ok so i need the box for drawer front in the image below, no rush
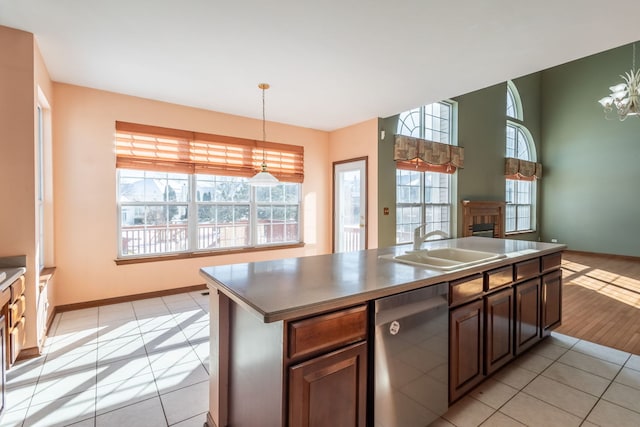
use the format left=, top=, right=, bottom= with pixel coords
left=485, top=265, right=513, bottom=291
left=10, top=275, right=25, bottom=304
left=541, top=252, right=562, bottom=272
left=9, top=317, right=25, bottom=364
left=0, top=287, right=10, bottom=309
left=449, top=274, right=483, bottom=306
left=9, top=295, right=26, bottom=328
left=288, top=305, right=367, bottom=361
left=515, top=258, right=540, bottom=282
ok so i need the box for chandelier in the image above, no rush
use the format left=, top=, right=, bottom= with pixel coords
left=249, top=83, right=279, bottom=186
left=598, top=43, right=640, bottom=121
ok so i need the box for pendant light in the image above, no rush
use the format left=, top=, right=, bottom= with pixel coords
left=249, top=83, right=279, bottom=186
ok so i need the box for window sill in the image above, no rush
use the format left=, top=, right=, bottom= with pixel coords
left=505, top=230, right=536, bottom=236
left=114, top=242, right=306, bottom=265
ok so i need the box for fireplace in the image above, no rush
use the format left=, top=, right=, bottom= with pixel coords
left=461, top=200, right=506, bottom=238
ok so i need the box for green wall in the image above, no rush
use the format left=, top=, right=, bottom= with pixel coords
left=378, top=42, right=639, bottom=256
left=377, top=75, right=542, bottom=248
left=541, top=43, right=640, bottom=256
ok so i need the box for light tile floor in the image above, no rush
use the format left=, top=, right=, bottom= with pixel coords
left=3, top=290, right=640, bottom=427
left=435, top=333, right=640, bottom=427
left=2, top=290, right=210, bottom=427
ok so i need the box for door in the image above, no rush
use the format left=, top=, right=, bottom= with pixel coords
left=333, top=158, right=367, bottom=253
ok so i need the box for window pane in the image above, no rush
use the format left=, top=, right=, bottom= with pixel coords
left=196, top=175, right=249, bottom=202
left=120, top=204, right=188, bottom=255
left=516, top=205, right=531, bottom=231
left=119, top=170, right=190, bottom=203
left=397, top=108, right=422, bottom=137
left=505, top=205, right=516, bottom=233
left=506, top=125, right=516, bottom=157
left=257, top=204, right=299, bottom=245
left=424, top=205, right=450, bottom=237
left=505, top=180, right=516, bottom=204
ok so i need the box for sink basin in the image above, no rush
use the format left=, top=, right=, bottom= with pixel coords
left=382, top=247, right=505, bottom=271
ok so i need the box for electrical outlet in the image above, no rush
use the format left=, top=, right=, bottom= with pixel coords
left=551, top=238, right=558, bottom=243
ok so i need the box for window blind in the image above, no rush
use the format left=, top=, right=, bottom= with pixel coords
left=115, top=121, right=304, bottom=182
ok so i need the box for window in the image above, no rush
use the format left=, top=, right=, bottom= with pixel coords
left=505, top=82, right=536, bottom=233
left=395, top=101, right=456, bottom=243
left=116, top=122, right=303, bottom=258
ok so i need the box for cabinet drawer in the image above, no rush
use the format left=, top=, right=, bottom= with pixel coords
left=0, top=287, right=10, bottom=309
left=9, top=317, right=25, bottom=365
left=541, top=252, right=562, bottom=273
left=10, top=276, right=25, bottom=304
left=288, top=305, right=367, bottom=361
left=9, top=295, right=26, bottom=329
left=449, top=274, right=483, bottom=306
left=485, top=265, right=513, bottom=291
left=514, top=259, right=540, bottom=281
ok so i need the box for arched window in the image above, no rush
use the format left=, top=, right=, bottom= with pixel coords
left=395, top=101, right=457, bottom=243
left=506, top=81, right=522, bottom=120
left=505, top=82, right=536, bottom=233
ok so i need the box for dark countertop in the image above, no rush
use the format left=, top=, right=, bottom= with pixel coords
left=200, top=237, right=566, bottom=323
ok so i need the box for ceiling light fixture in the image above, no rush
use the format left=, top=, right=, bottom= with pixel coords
left=249, top=83, right=279, bottom=186
left=598, top=43, right=640, bottom=121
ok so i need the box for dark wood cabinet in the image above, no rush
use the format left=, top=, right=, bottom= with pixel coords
left=542, top=270, right=562, bottom=337
left=485, top=287, right=514, bottom=375
left=289, top=342, right=367, bottom=427
left=514, top=278, right=541, bottom=354
left=449, top=299, right=485, bottom=403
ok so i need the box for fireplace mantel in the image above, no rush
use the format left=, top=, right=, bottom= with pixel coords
left=461, top=200, right=506, bottom=238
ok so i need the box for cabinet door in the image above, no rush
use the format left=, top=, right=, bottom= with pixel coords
left=542, top=270, right=562, bottom=336
left=515, top=279, right=541, bottom=354
left=449, top=299, right=484, bottom=403
left=289, top=342, right=367, bottom=427
left=485, top=287, right=514, bottom=375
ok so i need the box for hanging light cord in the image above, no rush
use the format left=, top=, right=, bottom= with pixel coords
left=259, top=83, right=269, bottom=168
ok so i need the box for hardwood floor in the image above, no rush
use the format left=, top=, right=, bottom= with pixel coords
left=557, top=250, right=640, bottom=355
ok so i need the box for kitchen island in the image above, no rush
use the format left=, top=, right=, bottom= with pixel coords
left=200, top=237, right=566, bottom=427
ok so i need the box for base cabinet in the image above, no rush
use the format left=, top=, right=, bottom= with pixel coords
left=485, top=287, right=514, bottom=375
left=449, top=299, right=485, bottom=403
left=289, top=342, right=367, bottom=427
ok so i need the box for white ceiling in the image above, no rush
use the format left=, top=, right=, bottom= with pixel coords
left=1, top=1, right=639, bottom=131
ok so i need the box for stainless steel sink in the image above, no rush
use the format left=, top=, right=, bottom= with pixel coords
left=381, top=247, right=505, bottom=271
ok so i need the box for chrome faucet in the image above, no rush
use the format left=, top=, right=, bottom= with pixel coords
left=413, top=225, right=449, bottom=250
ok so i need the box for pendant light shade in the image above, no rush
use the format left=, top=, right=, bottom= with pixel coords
left=249, top=83, right=279, bottom=186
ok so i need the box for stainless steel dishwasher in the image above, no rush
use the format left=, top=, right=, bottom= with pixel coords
left=374, top=282, right=449, bottom=426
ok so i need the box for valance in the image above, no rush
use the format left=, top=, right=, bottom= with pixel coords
left=505, top=157, right=542, bottom=181
left=394, top=135, right=464, bottom=174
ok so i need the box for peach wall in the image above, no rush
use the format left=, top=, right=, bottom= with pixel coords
left=53, top=83, right=330, bottom=305
left=0, top=26, right=54, bottom=349
left=328, top=119, right=379, bottom=249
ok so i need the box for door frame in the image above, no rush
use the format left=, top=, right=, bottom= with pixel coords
left=332, top=156, right=368, bottom=253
